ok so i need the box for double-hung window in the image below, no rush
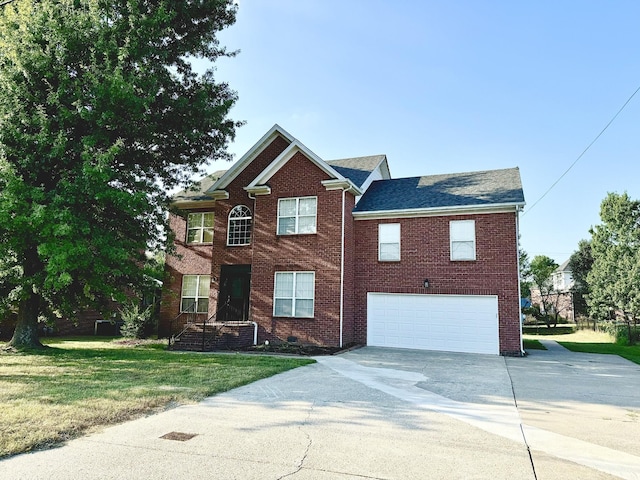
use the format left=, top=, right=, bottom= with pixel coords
left=273, top=272, right=315, bottom=318
left=450, top=220, right=476, bottom=261
left=227, top=205, right=252, bottom=246
left=180, top=275, right=210, bottom=313
left=187, top=212, right=214, bottom=244
left=277, top=197, right=317, bottom=235
left=378, top=223, right=401, bottom=261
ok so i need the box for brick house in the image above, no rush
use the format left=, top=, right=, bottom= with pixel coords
left=159, top=124, right=526, bottom=355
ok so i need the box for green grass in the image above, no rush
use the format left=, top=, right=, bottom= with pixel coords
left=558, top=342, right=640, bottom=365
left=524, top=330, right=640, bottom=366
left=0, top=337, right=314, bottom=458
left=523, top=338, right=546, bottom=350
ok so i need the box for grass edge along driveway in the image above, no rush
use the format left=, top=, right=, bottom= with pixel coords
left=0, top=337, right=314, bottom=459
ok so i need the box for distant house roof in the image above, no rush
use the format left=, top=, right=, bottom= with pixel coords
left=172, top=170, right=227, bottom=203
left=556, top=259, right=572, bottom=272
left=354, top=167, right=525, bottom=214
left=327, top=155, right=387, bottom=189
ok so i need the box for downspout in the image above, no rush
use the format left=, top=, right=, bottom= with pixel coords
left=339, top=188, right=346, bottom=348
left=516, top=206, right=524, bottom=356
left=248, top=192, right=257, bottom=344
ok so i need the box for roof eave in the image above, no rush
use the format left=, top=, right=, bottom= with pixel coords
left=353, top=202, right=526, bottom=220
left=321, top=179, right=363, bottom=196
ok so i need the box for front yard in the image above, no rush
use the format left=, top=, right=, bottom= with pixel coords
left=0, top=337, right=314, bottom=458
left=524, top=329, right=640, bottom=365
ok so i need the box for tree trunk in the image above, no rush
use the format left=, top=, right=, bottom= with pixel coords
left=8, top=291, right=44, bottom=349
left=8, top=244, right=44, bottom=349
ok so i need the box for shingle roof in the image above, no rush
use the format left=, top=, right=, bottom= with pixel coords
left=327, top=155, right=385, bottom=188
left=354, top=167, right=525, bottom=213
left=172, top=170, right=228, bottom=202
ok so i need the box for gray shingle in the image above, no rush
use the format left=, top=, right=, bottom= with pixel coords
left=354, top=167, right=525, bottom=212
left=327, top=155, right=385, bottom=188
left=172, top=170, right=227, bottom=202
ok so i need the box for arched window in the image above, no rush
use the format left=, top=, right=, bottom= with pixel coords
left=227, top=205, right=252, bottom=246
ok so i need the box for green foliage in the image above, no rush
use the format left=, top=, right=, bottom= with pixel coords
left=0, top=1, right=241, bottom=347
left=528, top=255, right=568, bottom=328
left=586, top=192, right=640, bottom=344
left=119, top=302, right=154, bottom=339
left=519, top=247, right=532, bottom=298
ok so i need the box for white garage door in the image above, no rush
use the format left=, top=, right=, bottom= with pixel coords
left=367, top=293, right=499, bottom=355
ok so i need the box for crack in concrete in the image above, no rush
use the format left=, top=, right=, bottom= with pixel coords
left=276, top=402, right=314, bottom=480
left=504, top=356, right=538, bottom=480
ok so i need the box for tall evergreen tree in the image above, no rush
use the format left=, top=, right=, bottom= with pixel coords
left=0, top=0, right=241, bottom=348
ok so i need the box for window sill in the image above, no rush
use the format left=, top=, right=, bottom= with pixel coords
left=272, top=316, right=315, bottom=320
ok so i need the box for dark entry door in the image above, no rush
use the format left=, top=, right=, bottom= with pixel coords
left=218, top=265, right=251, bottom=322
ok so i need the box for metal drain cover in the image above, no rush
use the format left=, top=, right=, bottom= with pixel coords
left=160, top=432, right=198, bottom=441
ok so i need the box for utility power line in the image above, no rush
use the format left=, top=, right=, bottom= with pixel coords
left=523, top=84, right=640, bottom=216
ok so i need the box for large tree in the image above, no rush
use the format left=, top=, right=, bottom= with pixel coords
left=587, top=192, right=640, bottom=343
left=0, top=0, right=241, bottom=348
left=567, top=239, right=593, bottom=318
left=528, top=255, right=568, bottom=328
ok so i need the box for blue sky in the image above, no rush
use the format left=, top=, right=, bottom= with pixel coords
left=198, top=0, right=640, bottom=265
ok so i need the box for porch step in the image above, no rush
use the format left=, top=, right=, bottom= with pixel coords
left=171, top=323, right=254, bottom=352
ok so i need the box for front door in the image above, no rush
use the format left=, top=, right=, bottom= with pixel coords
left=218, top=265, right=251, bottom=322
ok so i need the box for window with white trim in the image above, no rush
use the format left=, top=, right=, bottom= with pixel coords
left=273, top=272, right=315, bottom=318
left=277, top=197, right=317, bottom=235
left=450, top=220, right=476, bottom=261
left=180, top=275, right=210, bottom=313
left=187, top=212, right=214, bottom=244
left=378, top=223, right=401, bottom=261
left=227, top=205, right=252, bottom=246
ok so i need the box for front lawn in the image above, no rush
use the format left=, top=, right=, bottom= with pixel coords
left=0, top=337, right=314, bottom=458
left=558, top=342, right=640, bottom=366
left=524, top=330, right=640, bottom=366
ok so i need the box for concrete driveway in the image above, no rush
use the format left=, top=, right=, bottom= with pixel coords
left=1, top=342, right=639, bottom=479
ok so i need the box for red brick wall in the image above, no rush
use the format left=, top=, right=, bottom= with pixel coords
left=249, top=151, right=345, bottom=346
left=159, top=210, right=214, bottom=336
left=342, top=193, right=356, bottom=345
left=353, top=212, right=522, bottom=355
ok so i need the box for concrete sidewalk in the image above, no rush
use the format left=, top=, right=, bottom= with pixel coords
left=1, top=345, right=639, bottom=479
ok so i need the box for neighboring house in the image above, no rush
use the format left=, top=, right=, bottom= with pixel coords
left=552, top=259, right=574, bottom=292
left=159, top=124, right=526, bottom=355
left=531, top=259, right=575, bottom=321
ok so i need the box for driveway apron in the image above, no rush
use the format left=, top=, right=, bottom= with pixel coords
left=1, top=344, right=639, bottom=480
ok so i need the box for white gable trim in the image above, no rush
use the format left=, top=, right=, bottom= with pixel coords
left=246, top=141, right=360, bottom=194
left=205, top=124, right=296, bottom=194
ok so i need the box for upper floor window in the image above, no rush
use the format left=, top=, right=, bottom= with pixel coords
left=378, top=223, right=401, bottom=261
left=273, top=271, right=315, bottom=318
left=277, top=197, right=317, bottom=235
left=227, top=205, right=252, bottom=246
left=187, top=212, right=214, bottom=244
left=450, top=220, right=476, bottom=261
left=181, top=275, right=210, bottom=313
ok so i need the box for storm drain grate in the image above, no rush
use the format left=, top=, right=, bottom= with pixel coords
left=160, top=432, right=198, bottom=442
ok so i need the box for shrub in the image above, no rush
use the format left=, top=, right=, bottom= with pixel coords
left=599, top=321, right=640, bottom=345
left=119, top=303, right=154, bottom=339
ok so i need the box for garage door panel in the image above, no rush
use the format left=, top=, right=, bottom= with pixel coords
left=367, top=293, right=499, bottom=355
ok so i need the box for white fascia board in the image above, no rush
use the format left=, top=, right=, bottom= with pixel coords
left=321, top=179, right=363, bottom=196
left=209, top=190, right=229, bottom=200
left=244, top=185, right=272, bottom=196
left=378, top=156, right=392, bottom=179
left=352, top=202, right=526, bottom=220
left=171, top=199, right=217, bottom=209
left=246, top=140, right=355, bottom=190
left=205, top=124, right=296, bottom=193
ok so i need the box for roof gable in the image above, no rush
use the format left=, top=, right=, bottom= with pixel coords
left=244, top=135, right=362, bottom=195
left=354, top=167, right=525, bottom=215
left=205, top=124, right=295, bottom=194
